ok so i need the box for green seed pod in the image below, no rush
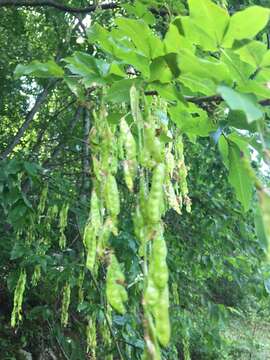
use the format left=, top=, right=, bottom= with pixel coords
left=84, top=222, right=97, bottom=271
left=38, top=184, right=48, bottom=214
left=143, top=312, right=161, bottom=360
left=59, top=231, right=66, bottom=250
left=120, top=118, right=137, bottom=191
left=90, top=189, right=101, bottom=231
left=154, top=286, right=170, bottom=347
left=61, top=283, right=71, bottom=327
left=147, top=164, right=166, bottom=224
left=166, top=182, right=181, bottom=214
left=144, top=278, right=159, bottom=307
left=86, top=316, right=97, bottom=358
left=59, top=203, right=69, bottom=231
left=31, top=265, right=41, bottom=287
left=104, top=174, right=120, bottom=218
left=106, top=254, right=127, bottom=314
left=11, top=269, right=27, bottom=327
left=144, top=123, right=164, bottom=164
left=77, top=269, right=85, bottom=305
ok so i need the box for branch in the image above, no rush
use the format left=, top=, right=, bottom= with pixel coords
left=0, top=0, right=119, bottom=14
left=0, top=79, right=57, bottom=160
left=145, top=91, right=270, bottom=107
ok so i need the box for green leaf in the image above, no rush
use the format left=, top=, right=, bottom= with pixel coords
left=114, top=18, right=163, bottom=59
left=123, top=1, right=155, bottom=25
left=149, top=57, right=174, bottom=83
left=235, top=41, right=267, bottom=68
left=14, top=60, right=64, bottom=78
left=218, top=135, right=229, bottom=169
left=178, top=50, right=232, bottom=86
left=169, top=101, right=216, bottom=137
left=105, top=79, right=142, bottom=103
left=217, top=85, right=263, bottom=123
left=220, top=49, right=254, bottom=86
left=180, top=74, right=216, bottom=96
left=223, top=6, right=270, bottom=48
left=187, top=0, right=229, bottom=48
left=181, top=16, right=217, bottom=52
left=227, top=110, right=257, bottom=132
left=164, top=23, right=194, bottom=54
left=228, top=143, right=253, bottom=212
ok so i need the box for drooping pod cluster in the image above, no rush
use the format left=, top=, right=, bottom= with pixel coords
left=78, top=86, right=191, bottom=356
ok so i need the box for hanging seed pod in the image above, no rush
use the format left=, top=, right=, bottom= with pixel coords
left=31, top=265, right=41, bottom=287
left=166, top=182, right=181, bottom=214
left=97, top=217, right=113, bottom=257
left=90, top=189, right=101, bottom=231
left=183, top=333, right=191, bottom=360
left=143, top=312, right=161, bottom=360
left=59, top=203, right=69, bottom=230
left=11, top=269, right=27, bottom=327
left=59, top=203, right=69, bottom=249
left=153, top=285, right=170, bottom=347
left=38, top=184, right=48, bottom=214
left=86, top=316, right=97, bottom=359
left=147, top=164, right=166, bottom=224
left=165, top=148, right=175, bottom=180
left=61, top=283, right=71, bottom=327
left=77, top=269, right=85, bottom=305
left=84, top=222, right=97, bottom=271
left=59, top=232, right=66, bottom=250
left=106, top=254, right=128, bottom=314
left=104, top=174, right=120, bottom=218
left=144, top=122, right=164, bottom=164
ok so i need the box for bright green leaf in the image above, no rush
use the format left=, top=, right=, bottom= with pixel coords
left=223, top=6, right=270, bottom=48
left=217, top=85, right=263, bottom=123
left=228, top=143, right=253, bottom=212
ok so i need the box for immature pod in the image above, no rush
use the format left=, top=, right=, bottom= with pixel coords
left=59, top=203, right=69, bottom=249
left=84, top=222, right=97, bottom=271
left=11, top=269, right=27, bottom=327
left=153, top=286, right=170, bottom=347
left=61, top=283, right=71, bottom=327
left=104, top=174, right=120, bottom=218
left=86, top=316, right=97, bottom=358
left=120, top=118, right=137, bottom=191
left=38, top=184, right=48, bottom=214
left=90, top=189, right=101, bottom=231
left=166, top=182, right=181, bottom=214
left=144, top=277, right=159, bottom=308
left=144, top=123, right=164, bottom=164
left=143, top=312, right=161, bottom=360
left=106, top=254, right=127, bottom=314
left=147, top=164, right=166, bottom=224
left=148, top=232, right=168, bottom=291
left=77, top=269, right=85, bottom=305
left=31, top=265, right=41, bottom=287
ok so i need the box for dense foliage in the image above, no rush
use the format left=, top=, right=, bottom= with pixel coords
left=1, top=0, right=270, bottom=359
